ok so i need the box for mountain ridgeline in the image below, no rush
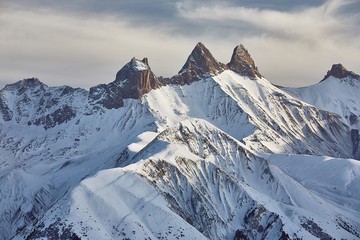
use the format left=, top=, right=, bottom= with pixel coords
left=0, top=42, right=360, bottom=240
left=1, top=43, right=261, bottom=118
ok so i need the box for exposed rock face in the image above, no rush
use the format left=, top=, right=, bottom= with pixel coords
left=31, top=105, right=76, bottom=130
left=89, top=83, right=124, bottom=109
left=321, top=64, right=360, bottom=82
left=89, top=57, right=159, bottom=109
left=115, top=57, right=159, bottom=99
left=170, top=42, right=262, bottom=85
left=3, top=77, right=46, bottom=95
left=0, top=78, right=85, bottom=128
left=0, top=95, right=13, bottom=121
left=172, top=42, right=227, bottom=85
left=351, top=129, right=360, bottom=159
left=227, top=44, right=262, bottom=79
left=0, top=78, right=46, bottom=122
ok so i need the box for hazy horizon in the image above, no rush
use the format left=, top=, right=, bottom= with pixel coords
left=1, top=0, right=359, bottom=89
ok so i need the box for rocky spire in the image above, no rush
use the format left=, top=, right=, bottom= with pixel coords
left=321, top=63, right=360, bottom=82
left=227, top=44, right=262, bottom=79
left=89, top=57, right=159, bottom=109
left=114, top=57, right=159, bottom=99
left=174, top=42, right=227, bottom=85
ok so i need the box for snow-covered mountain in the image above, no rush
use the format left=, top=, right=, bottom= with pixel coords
left=283, top=64, right=360, bottom=159
left=0, top=43, right=359, bottom=239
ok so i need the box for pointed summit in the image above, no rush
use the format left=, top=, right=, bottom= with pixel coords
left=321, top=63, right=360, bottom=82
left=227, top=44, right=262, bottom=79
left=115, top=57, right=151, bottom=82
left=89, top=57, right=159, bottom=109
left=175, top=42, right=226, bottom=85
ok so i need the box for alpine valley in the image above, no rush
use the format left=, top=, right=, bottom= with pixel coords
left=1, top=42, right=359, bottom=240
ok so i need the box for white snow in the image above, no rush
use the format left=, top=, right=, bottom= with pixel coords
left=1, top=68, right=359, bottom=239
left=131, top=58, right=148, bottom=71
left=284, top=76, right=360, bottom=127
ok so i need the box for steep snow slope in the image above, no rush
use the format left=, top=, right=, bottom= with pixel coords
left=1, top=43, right=359, bottom=239
left=21, top=120, right=360, bottom=239
left=283, top=64, right=360, bottom=159
left=265, top=153, right=360, bottom=210
left=213, top=71, right=353, bottom=158
left=144, top=77, right=255, bottom=140
left=0, top=96, right=158, bottom=239
left=284, top=75, right=360, bottom=128
left=144, top=71, right=355, bottom=159
left=3, top=73, right=359, bottom=240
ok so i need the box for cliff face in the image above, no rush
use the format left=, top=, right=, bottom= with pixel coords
left=170, top=42, right=263, bottom=85
left=89, top=57, right=160, bottom=109
left=171, top=42, right=227, bottom=85
left=227, top=44, right=262, bottom=79
left=114, top=57, right=159, bottom=99
left=88, top=42, right=264, bottom=109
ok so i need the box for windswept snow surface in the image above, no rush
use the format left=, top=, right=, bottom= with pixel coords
left=1, top=71, right=360, bottom=239
left=265, top=154, right=360, bottom=209
left=284, top=76, right=360, bottom=127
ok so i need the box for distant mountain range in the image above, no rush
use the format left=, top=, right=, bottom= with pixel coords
left=0, top=42, right=359, bottom=240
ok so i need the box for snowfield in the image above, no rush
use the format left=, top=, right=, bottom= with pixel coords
left=0, top=46, right=359, bottom=239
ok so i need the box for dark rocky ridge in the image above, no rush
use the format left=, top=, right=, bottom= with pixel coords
left=321, top=64, right=360, bottom=82
left=0, top=94, right=13, bottom=121
left=227, top=44, right=262, bottom=79
left=170, top=42, right=227, bottom=85
left=1, top=43, right=263, bottom=114
left=0, top=78, right=82, bottom=128
left=0, top=78, right=47, bottom=123
left=169, top=42, right=263, bottom=85
left=6, top=43, right=356, bottom=124
left=2, top=77, right=47, bottom=97
left=115, top=57, right=159, bottom=99
left=89, top=57, right=160, bottom=109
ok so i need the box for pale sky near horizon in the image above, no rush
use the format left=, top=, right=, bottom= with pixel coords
left=0, top=0, right=359, bottom=89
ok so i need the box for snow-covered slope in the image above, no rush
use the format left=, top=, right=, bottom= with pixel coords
left=0, top=43, right=359, bottom=239
left=283, top=64, right=360, bottom=128
left=19, top=120, right=360, bottom=239
left=283, top=64, right=360, bottom=159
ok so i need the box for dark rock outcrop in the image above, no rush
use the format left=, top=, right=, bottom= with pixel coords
left=89, top=83, right=124, bottom=109
left=0, top=95, right=13, bottom=121
left=0, top=78, right=47, bottom=122
left=31, top=105, right=76, bottom=129
left=89, top=57, right=159, bottom=109
left=227, top=45, right=262, bottom=79
left=3, top=77, right=46, bottom=95
left=351, top=129, right=360, bottom=159
left=171, top=42, right=227, bottom=85
left=321, top=64, right=360, bottom=82
left=115, top=57, right=159, bottom=99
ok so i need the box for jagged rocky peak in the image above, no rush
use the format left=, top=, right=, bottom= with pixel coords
left=3, top=77, right=46, bottom=94
left=321, top=63, right=360, bottom=82
left=89, top=57, right=159, bottom=109
left=174, top=42, right=227, bottom=85
left=115, top=57, right=149, bottom=81
left=15, top=77, right=43, bottom=86
left=227, top=44, right=262, bottom=79
left=114, top=57, right=159, bottom=99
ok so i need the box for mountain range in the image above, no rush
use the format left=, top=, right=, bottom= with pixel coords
left=0, top=42, right=359, bottom=239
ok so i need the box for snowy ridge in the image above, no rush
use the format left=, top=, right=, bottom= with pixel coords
left=21, top=119, right=359, bottom=239
left=0, top=43, right=359, bottom=239
left=284, top=75, right=360, bottom=127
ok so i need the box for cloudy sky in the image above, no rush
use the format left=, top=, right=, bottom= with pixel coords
left=0, top=0, right=359, bottom=89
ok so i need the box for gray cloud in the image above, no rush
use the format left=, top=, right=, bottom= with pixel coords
left=0, top=0, right=359, bottom=89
